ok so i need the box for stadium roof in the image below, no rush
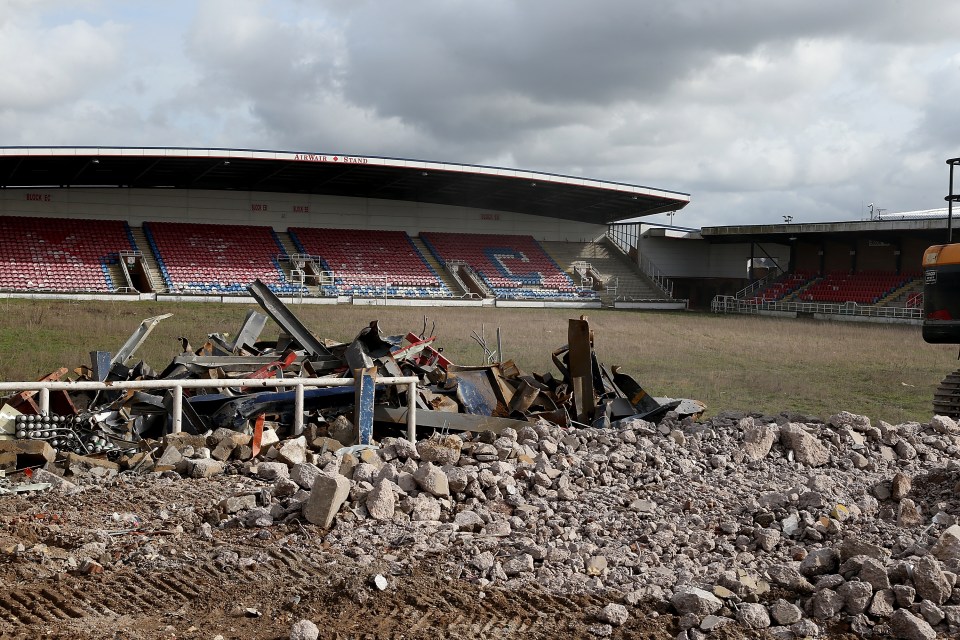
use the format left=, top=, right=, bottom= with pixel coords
left=0, top=147, right=689, bottom=225
left=701, top=218, right=954, bottom=244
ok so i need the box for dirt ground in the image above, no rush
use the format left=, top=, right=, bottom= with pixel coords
left=0, top=473, right=726, bottom=640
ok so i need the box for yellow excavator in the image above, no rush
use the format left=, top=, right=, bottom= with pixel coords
left=922, top=157, right=960, bottom=416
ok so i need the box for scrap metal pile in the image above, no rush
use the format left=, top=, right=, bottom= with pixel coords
left=0, top=279, right=704, bottom=473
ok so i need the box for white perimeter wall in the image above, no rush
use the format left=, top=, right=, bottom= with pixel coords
left=637, top=236, right=791, bottom=279
left=0, top=188, right=605, bottom=242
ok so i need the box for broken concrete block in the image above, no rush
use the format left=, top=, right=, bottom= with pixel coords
left=358, top=448, right=382, bottom=467
left=290, top=462, right=322, bottom=490
left=913, top=555, right=952, bottom=605
left=220, top=494, right=258, bottom=514
left=670, top=586, right=723, bottom=616
left=889, top=609, right=937, bottom=640
left=30, top=468, right=80, bottom=494
left=64, top=452, right=119, bottom=475
left=154, top=445, right=186, bottom=473
left=416, top=434, right=462, bottom=466
left=0, top=439, right=56, bottom=467
left=392, top=437, right=418, bottom=460
left=187, top=458, right=224, bottom=479
left=365, top=480, right=396, bottom=521
left=339, top=452, right=358, bottom=479
left=410, top=495, right=441, bottom=521
left=259, top=426, right=280, bottom=449
left=277, top=436, right=308, bottom=466
left=742, top=420, right=776, bottom=461
left=599, top=603, right=628, bottom=627
left=163, top=433, right=208, bottom=452
left=309, top=436, right=344, bottom=453
left=780, top=423, right=830, bottom=467
left=289, top=619, right=320, bottom=640
left=413, top=461, right=449, bottom=497
left=303, top=474, right=350, bottom=528
left=211, top=438, right=239, bottom=462
left=233, top=444, right=253, bottom=461
left=931, top=525, right=960, bottom=565
left=257, top=461, right=290, bottom=481
left=327, top=415, right=356, bottom=447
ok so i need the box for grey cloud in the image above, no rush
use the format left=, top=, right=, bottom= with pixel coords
left=3, top=0, right=960, bottom=227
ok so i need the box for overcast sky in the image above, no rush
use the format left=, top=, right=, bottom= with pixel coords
left=2, top=0, right=959, bottom=229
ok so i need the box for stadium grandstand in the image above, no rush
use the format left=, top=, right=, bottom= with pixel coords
left=0, top=147, right=691, bottom=310
left=0, top=147, right=946, bottom=322
left=697, top=213, right=950, bottom=323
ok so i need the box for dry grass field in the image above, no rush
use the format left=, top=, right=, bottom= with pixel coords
left=0, top=298, right=954, bottom=424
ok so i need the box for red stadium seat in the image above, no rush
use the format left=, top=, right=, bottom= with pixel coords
left=288, top=227, right=448, bottom=297
left=145, top=222, right=301, bottom=294
left=0, top=216, right=131, bottom=292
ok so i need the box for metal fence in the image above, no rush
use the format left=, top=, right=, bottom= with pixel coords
left=0, top=376, right=421, bottom=441
left=710, top=295, right=923, bottom=320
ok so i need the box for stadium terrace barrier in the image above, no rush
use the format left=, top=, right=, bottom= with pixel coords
left=710, top=295, right=923, bottom=321
left=0, top=377, right=420, bottom=441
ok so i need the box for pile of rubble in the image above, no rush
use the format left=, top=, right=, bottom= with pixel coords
left=1, top=279, right=698, bottom=472
left=4, top=284, right=960, bottom=638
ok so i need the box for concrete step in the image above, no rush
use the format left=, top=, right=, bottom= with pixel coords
left=411, top=236, right=464, bottom=296
left=275, top=231, right=322, bottom=295
left=540, top=240, right=666, bottom=304
left=129, top=227, right=167, bottom=292
left=105, top=262, right=132, bottom=292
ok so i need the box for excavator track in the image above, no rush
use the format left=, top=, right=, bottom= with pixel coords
left=933, top=369, right=960, bottom=418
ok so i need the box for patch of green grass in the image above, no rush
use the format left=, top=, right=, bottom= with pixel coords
left=0, top=299, right=954, bottom=424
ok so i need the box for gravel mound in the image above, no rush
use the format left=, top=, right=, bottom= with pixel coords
left=6, top=408, right=960, bottom=638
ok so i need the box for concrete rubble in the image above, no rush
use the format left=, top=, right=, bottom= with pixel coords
left=5, top=295, right=960, bottom=636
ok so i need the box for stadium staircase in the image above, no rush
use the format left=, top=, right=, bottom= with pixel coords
left=289, top=228, right=450, bottom=298
left=275, top=232, right=323, bottom=295
left=104, top=261, right=131, bottom=292
left=540, top=239, right=664, bottom=305
left=410, top=236, right=465, bottom=296
left=129, top=227, right=167, bottom=293
left=877, top=277, right=923, bottom=307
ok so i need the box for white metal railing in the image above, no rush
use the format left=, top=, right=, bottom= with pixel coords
left=446, top=260, right=492, bottom=297
left=443, top=260, right=470, bottom=294
left=0, top=376, right=421, bottom=442
left=638, top=253, right=674, bottom=297
left=118, top=249, right=164, bottom=293
left=735, top=267, right=785, bottom=300
left=711, top=295, right=923, bottom=319
left=607, top=228, right=632, bottom=255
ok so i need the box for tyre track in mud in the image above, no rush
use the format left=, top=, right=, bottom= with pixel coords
left=1, top=546, right=664, bottom=640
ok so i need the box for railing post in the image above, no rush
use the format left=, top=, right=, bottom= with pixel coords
left=407, top=381, right=417, bottom=442
left=39, top=388, right=50, bottom=415
left=294, top=383, right=305, bottom=435
left=172, top=385, right=183, bottom=434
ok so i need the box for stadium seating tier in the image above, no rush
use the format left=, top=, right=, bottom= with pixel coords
left=289, top=227, right=449, bottom=298
left=420, top=232, right=594, bottom=300
left=144, top=222, right=302, bottom=294
left=0, top=217, right=133, bottom=292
